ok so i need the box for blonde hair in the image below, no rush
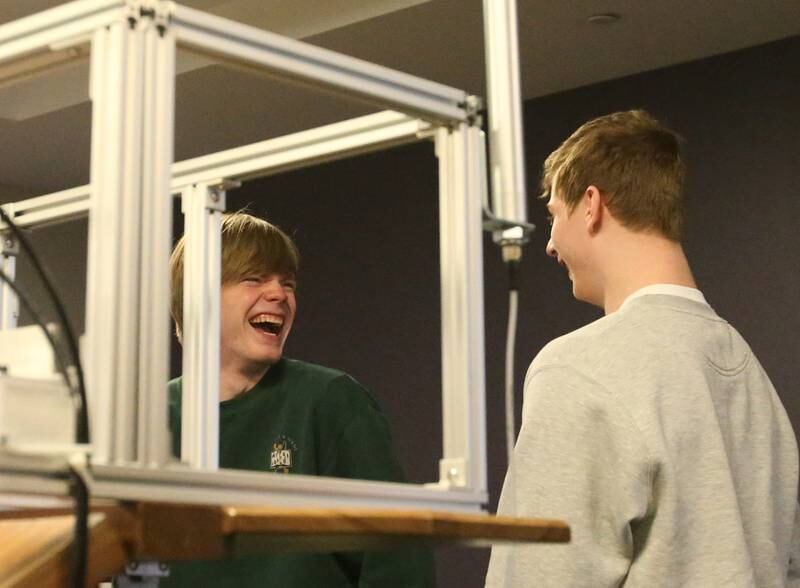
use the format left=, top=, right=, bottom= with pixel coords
left=542, top=110, right=686, bottom=240
left=170, top=212, right=299, bottom=335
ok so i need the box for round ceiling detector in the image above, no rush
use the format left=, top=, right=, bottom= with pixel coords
left=587, top=12, right=622, bottom=25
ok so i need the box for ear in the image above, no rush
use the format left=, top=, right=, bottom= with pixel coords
left=584, top=185, right=603, bottom=234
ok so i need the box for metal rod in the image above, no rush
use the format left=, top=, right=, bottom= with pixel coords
left=170, top=3, right=468, bottom=124
left=85, top=23, right=125, bottom=464
left=136, top=10, right=175, bottom=468
left=170, top=110, right=434, bottom=188
left=482, top=0, right=528, bottom=225
left=0, top=205, right=19, bottom=331
left=435, top=125, right=488, bottom=492
left=0, top=454, right=487, bottom=512
left=2, top=111, right=433, bottom=229
left=180, top=183, right=224, bottom=470
left=0, top=0, right=124, bottom=71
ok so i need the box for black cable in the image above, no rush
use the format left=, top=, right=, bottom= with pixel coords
left=0, top=210, right=91, bottom=588
left=0, top=268, right=73, bottom=393
left=0, top=268, right=91, bottom=587
left=506, top=257, right=520, bottom=292
left=68, top=465, right=89, bottom=588
left=0, top=270, right=91, bottom=587
left=0, top=208, right=88, bottom=444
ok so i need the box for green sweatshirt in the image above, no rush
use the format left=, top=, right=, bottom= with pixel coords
left=164, top=358, right=435, bottom=587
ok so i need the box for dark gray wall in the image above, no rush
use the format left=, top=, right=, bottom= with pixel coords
left=228, top=35, right=800, bottom=586
left=12, top=35, right=799, bottom=588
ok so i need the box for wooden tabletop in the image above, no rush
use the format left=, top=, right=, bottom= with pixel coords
left=0, top=506, right=129, bottom=588
left=0, top=502, right=569, bottom=587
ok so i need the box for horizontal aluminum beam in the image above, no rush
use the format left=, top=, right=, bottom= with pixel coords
left=4, top=111, right=434, bottom=229
left=0, top=453, right=486, bottom=512
left=0, top=0, right=123, bottom=75
left=170, top=109, right=434, bottom=188
left=171, top=3, right=469, bottom=124
left=1, top=185, right=90, bottom=228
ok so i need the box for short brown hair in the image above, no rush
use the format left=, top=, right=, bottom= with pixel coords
left=542, top=110, right=686, bottom=240
left=170, top=212, right=299, bottom=335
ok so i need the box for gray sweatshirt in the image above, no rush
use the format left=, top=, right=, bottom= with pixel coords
left=486, top=294, right=800, bottom=587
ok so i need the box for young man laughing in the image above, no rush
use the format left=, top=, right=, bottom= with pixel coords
left=165, top=212, right=434, bottom=587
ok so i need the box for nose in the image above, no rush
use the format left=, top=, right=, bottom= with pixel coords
left=546, top=238, right=558, bottom=258
left=261, top=277, right=287, bottom=302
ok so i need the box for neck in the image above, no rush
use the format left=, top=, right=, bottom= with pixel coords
left=219, top=359, right=271, bottom=402
left=601, top=232, right=696, bottom=314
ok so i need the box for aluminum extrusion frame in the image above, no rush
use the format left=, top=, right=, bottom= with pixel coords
left=0, top=0, right=495, bottom=513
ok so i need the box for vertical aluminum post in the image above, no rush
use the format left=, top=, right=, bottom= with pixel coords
left=112, top=7, right=145, bottom=466
left=137, top=4, right=176, bottom=468
left=86, top=1, right=175, bottom=467
left=0, top=208, right=19, bottom=331
left=85, top=18, right=139, bottom=464
left=180, top=182, right=226, bottom=470
left=482, top=0, right=528, bottom=225
left=435, top=124, right=488, bottom=492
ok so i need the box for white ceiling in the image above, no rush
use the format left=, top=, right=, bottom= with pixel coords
left=0, top=0, right=797, bottom=197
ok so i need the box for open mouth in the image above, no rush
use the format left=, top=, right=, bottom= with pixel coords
left=249, top=313, right=283, bottom=336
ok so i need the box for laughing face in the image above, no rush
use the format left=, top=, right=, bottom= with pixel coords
left=219, top=272, right=297, bottom=373
left=545, top=177, right=601, bottom=306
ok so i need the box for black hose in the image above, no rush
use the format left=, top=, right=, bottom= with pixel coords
left=0, top=209, right=89, bottom=444
left=68, top=465, right=89, bottom=588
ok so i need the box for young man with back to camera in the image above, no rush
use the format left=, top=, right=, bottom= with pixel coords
left=163, top=211, right=435, bottom=587
left=485, top=110, right=800, bottom=587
